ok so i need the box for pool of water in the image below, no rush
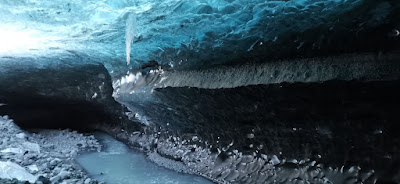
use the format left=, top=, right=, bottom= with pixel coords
left=76, top=132, right=213, bottom=184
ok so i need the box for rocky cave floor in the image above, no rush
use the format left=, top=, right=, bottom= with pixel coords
left=0, top=115, right=102, bottom=184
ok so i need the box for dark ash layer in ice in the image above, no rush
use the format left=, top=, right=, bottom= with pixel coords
left=103, top=55, right=400, bottom=183
left=113, top=52, right=400, bottom=92
left=112, top=79, right=400, bottom=184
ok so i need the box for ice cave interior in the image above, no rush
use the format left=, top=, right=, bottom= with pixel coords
left=0, top=0, right=400, bottom=183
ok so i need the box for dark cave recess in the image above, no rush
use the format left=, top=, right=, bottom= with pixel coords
left=0, top=63, right=141, bottom=131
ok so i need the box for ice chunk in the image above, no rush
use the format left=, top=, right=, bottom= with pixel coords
left=270, top=155, right=280, bottom=165
left=0, top=161, right=38, bottom=183
left=50, top=170, right=70, bottom=183
left=1, top=148, right=23, bottom=154
left=15, top=133, right=27, bottom=139
left=22, top=142, right=41, bottom=153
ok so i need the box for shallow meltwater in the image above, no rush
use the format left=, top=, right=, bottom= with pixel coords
left=76, top=132, right=212, bottom=184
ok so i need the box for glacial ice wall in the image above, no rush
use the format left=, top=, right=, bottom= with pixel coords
left=1, top=0, right=397, bottom=71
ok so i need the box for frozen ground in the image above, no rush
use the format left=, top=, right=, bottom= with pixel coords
left=0, top=115, right=101, bottom=184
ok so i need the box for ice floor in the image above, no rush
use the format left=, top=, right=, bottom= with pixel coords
left=76, top=132, right=213, bottom=184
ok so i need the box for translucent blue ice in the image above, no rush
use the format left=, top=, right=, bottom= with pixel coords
left=0, top=0, right=362, bottom=69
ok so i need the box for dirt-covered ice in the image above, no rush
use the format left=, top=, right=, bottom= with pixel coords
left=0, top=115, right=101, bottom=184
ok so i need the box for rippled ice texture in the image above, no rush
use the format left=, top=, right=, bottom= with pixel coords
left=0, top=0, right=362, bottom=68
left=76, top=132, right=212, bottom=184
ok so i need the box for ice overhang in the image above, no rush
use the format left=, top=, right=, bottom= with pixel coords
left=0, top=0, right=397, bottom=71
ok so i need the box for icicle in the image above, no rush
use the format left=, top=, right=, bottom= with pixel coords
left=126, top=12, right=137, bottom=65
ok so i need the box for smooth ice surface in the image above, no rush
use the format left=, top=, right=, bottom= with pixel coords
left=76, top=132, right=212, bottom=184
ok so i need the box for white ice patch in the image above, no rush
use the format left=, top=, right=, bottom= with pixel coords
left=27, top=165, right=39, bottom=173
left=270, top=155, right=280, bottom=165
left=134, top=113, right=150, bottom=126
left=1, top=142, right=40, bottom=154
left=15, top=133, right=26, bottom=139
left=1, top=148, right=23, bottom=154
left=0, top=161, right=38, bottom=183
left=91, top=92, right=98, bottom=99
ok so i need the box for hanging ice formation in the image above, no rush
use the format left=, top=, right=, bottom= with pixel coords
left=126, top=12, right=136, bottom=65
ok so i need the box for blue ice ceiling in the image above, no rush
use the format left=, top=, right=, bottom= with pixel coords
left=0, top=0, right=395, bottom=70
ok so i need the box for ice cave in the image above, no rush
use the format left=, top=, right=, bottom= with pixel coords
left=0, top=0, right=399, bottom=183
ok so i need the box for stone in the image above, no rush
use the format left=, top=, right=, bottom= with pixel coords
left=50, top=170, right=70, bottom=183
left=15, top=133, right=26, bottom=139
left=49, top=159, right=61, bottom=167
left=84, top=178, right=91, bottom=184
